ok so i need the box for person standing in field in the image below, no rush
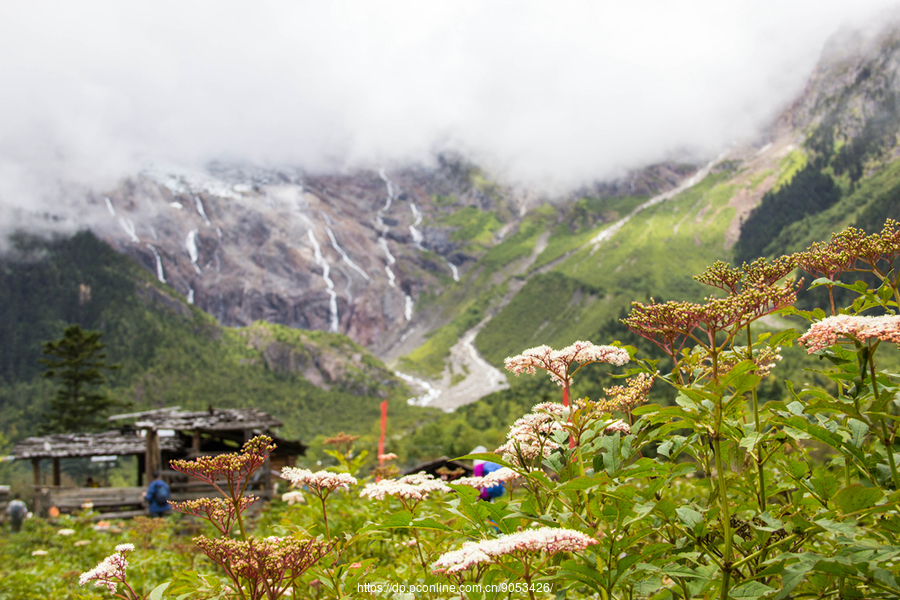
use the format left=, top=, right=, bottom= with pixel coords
left=144, top=471, right=171, bottom=518
left=6, top=494, right=27, bottom=533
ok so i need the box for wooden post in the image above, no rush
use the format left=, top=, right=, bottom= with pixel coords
left=263, top=457, right=272, bottom=499
left=52, top=457, right=61, bottom=487
left=32, top=459, right=43, bottom=516
left=145, top=429, right=160, bottom=483
left=137, top=454, right=145, bottom=486
left=192, top=431, right=201, bottom=455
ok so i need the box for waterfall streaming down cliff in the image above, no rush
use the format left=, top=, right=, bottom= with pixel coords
left=186, top=229, right=201, bottom=273
left=325, top=225, right=369, bottom=281
left=104, top=197, right=116, bottom=217
left=119, top=217, right=139, bottom=243
left=409, top=203, right=424, bottom=249
left=147, top=244, right=166, bottom=283
left=194, top=196, right=211, bottom=226
left=378, top=238, right=397, bottom=288
left=446, top=259, right=460, bottom=282
left=308, top=229, right=339, bottom=333
left=405, top=295, right=414, bottom=321
left=378, top=169, right=414, bottom=317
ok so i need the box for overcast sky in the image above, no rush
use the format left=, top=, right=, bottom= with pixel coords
left=1, top=0, right=899, bottom=203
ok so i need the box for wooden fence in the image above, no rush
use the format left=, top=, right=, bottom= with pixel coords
left=34, top=479, right=272, bottom=520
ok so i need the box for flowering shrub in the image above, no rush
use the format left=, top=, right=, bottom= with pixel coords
left=10, top=218, right=899, bottom=599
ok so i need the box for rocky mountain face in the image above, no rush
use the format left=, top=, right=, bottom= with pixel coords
left=786, top=24, right=900, bottom=176
left=87, top=156, right=685, bottom=361
left=91, top=159, right=494, bottom=354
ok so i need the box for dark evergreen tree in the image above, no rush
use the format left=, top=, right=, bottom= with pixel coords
left=39, top=325, right=123, bottom=433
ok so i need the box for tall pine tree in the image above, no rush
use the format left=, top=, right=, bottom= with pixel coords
left=40, top=325, right=123, bottom=433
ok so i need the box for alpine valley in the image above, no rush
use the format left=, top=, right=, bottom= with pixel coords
left=5, top=23, right=900, bottom=466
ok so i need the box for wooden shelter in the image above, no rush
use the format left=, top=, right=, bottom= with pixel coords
left=11, top=407, right=306, bottom=518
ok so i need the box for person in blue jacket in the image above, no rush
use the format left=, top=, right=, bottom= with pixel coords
left=144, top=470, right=171, bottom=517
left=471, top=446, right=505, bottom=501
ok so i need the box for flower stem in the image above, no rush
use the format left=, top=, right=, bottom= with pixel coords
left=230, top=480, right=247, bottom=542
left=320, top=494, right=330, bottom=539
left=746, top=325, right=767, bottom=512
left=713, top=433, right=733, bottom=600
left=868, top=345, right=900, bottom=489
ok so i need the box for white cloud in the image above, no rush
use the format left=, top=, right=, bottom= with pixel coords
left=0, top=0, right=898, bottom=204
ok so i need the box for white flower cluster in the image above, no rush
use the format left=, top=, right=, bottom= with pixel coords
left=799, top=315, right=900, bottom=353
left=495, top=403, right=566, bottom=467
left=603, top=419, right=631, bottom=435
left=281, top=490, right=306, bottom=505
left=504, top=341, right=630, bottom=386
left=432, top=527, right=598, bottom=574
left=360, top=472, right=450, bottom=501
left=79, top=545, right=133, bottom=593
left=280, top=467, right=358, bottom=493
left=454, top=467, right=520, bottom=489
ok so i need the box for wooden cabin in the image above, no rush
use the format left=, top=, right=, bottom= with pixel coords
left=11, top=407, right=306, bottom=519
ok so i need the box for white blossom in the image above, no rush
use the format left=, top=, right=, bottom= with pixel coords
left=433, top=527, right=598, bottom=574
left=80, top=551, right=129, bottom=593
left=360, top=472, right=449, bottom=501
left=280, top=468, right=357, bottom=493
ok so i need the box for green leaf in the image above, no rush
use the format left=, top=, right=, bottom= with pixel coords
left=808, top=276, right=836, bottom=290
left=847, top=419, right=869, bottom=448
left=781, top=416, right=844, bottom=449
left=558, top=560, right=604, bottom=593
left=616, top=554, right=644, bottom=577
left=409, top=516, right=452, bottom=531
left=676, top=507, right=703, bottom=529
left=812, top=558, right=858, bottom=577
left=601, top=432, right=622, bottom=476
left=557, top=476, right=600, bottom=491
left=633, top=576, right=663, bottom=597
left=810, top=469, right=839, bottom=504
left=624, top=502, right=655, bottom=526
left=624, top=457, right=668, bottom=479
left=729, top=581, right=775, bottom=599
left=633, top=402, right=666, bottom=416
left=379, top=511, right=413, bottom=528
left=832, top=484, right=884, bottom=515
left=873, top=568, right=900, bottom=591
left=655, top=499, right=677, bottom=520
left=814, top=518, right=859, bottom=537
left=739, top=433, right=764, bottom=454
left=662, top=564, right=704, bottom=579
left=149, top=582, right=171, bottom=600
left=772, top=561, right=814, bottom=600
left=722, top=360, right=758, bottom=385
left=786, top=459, right=808, bottom=479
left=769, top=328, right=799, bottom=347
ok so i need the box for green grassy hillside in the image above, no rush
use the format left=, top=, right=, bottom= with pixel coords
left=478, top=170, right=738, bottom=364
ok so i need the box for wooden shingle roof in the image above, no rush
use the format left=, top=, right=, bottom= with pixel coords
left=109, top=407, right=282, bottom=431
left=12, top=429, right=183, bottom=460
